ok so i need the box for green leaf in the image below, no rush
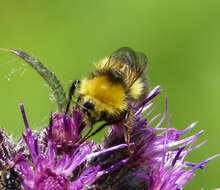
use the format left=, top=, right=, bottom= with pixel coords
left=0, top=48, right=67, bottom=112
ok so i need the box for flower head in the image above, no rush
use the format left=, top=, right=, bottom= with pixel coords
left=88, top=86, right=220, bottom=190
left=0, top=86, right=218, bottom=190
left=15, top=102, right=130, bottom=190
left=18, top=137, right=100, bottom=190
left=46, top=109, right=84, bottom=152
left=16, top=103, right=100, bottom=190
left=148, top=150, right=220, bottom=190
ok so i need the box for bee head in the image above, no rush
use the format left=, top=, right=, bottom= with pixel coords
left=83, top=100, right=95, bottom=112
left=81, top=99, right=101, bottom=125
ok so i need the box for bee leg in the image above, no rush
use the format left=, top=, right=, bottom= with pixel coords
left=81, top=123, right=108, bottom=142
left=123, top=110, right=135, bottom=154
left=123, top=125, right=130, bottom=144
left=79, top=125, right=94, bottom=143
left=124, top=124, right=134, bottom=154
left=65, top=80, right=80, bottom=114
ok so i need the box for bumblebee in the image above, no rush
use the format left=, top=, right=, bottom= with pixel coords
left=66, top=47, right=148, bottom=143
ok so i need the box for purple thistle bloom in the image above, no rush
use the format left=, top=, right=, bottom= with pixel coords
left=19, top=135, right=100, bottom=189
left=0, top=86, right=218, bottom=189
left=16, top=102, right=129, bottom=190
left=148, top=152, right=220, bottom=190
left=89, top=86, right=220, bottom=190
left=46, top=109, right=83, bottom=152
left=17, top=103, right=99, bottom=190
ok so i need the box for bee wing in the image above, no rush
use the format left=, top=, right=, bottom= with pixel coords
left=105, top=47, right=148, bottom=88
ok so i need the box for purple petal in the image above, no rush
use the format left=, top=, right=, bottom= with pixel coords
left=70, top=165, right=100, bottom=190
left=99, top=158, right=129, bottom=176
left=155, top=97, right=168, bottom=129
left=57, top=141, right=93, bottom=176
left=87, top=143, right=130, bottom=160
left=20, top=101, right=29, bottom=129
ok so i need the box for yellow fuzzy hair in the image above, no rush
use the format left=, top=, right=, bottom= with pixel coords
left=130, top=78, right=145, bottom=100
left=79, top=75, right=127, bottom=114
left=95, top=57, right=145, bottom=100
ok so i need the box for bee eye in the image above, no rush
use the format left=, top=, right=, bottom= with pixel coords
left=83, top=100, right=95, bottom=111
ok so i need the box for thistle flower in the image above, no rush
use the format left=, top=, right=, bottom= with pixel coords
left=148, top=149, right=220, bottom=190
left=18, top=135, right=100, bottom=189
left=89, top=86, right=220, bottom=190
left=0, top=87, right=218, bottom=190
left=15, top=102, right=129, bottom=190
left=45, top=109, right=84, bottom=153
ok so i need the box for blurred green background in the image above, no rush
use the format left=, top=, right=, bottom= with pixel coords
left=0, top=0, right=219, bottom=189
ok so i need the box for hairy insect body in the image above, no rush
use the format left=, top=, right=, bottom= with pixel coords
left=66, top=47, right=148, bottom=143
left=80, top=71, right=127, bottom=124
left=79, top=54, right=147, bottom=126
